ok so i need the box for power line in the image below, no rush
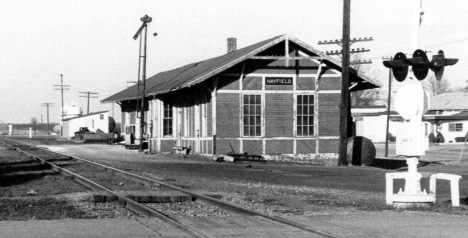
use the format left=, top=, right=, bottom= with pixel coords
left=318, top=37, right=374, bottom=46
left=53, top=74, right=70, bottom=122
left=79, top=91, right=99, bottom=114
left=425, top=37, right=468, bottom=48
left=318, top=36, right=374, bottom=65
left=41, top=103, right=54, bottom=135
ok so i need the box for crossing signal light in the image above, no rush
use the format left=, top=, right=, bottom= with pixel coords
left=430, top=50, right=458, bottom=80
left=383, top=52, right=408, bottom=82
left=383, top=49, right=458, bottom=81
left=406, top=49, right=430, bottom=80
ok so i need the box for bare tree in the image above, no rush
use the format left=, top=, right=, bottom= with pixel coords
left=423, top=75, right=451, bottom=96
left=452, top=80, right=468, bottom=92
left=30, top=117, right=38, bottom=131
left=350, top=88, right=381, bottom=106
left=350, top=60, right=382, bottom=107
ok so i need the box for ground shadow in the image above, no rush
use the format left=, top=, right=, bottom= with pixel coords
left=0, top=172, right=55, bottom=187
left=0, top=164, right=50, bottom=174
left=371, top=158, right=443, bottom=170
left=0, top=162, right=74, bottom=175
left=0, top=160, right=36, bottom=167
left=371, top=159, right=408, bottom=170
left=460, top=197, right=468, bottom=206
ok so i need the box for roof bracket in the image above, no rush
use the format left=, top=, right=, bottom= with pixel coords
left=199, top=84, right=213, bottom=93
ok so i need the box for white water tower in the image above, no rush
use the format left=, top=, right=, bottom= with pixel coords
left=63, top=102, right=82, bottom=119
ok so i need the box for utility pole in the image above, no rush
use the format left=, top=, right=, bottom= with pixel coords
left=41, top=103, right=54, bottom=135
left=133, top=15, right=153, bottom=152
left=41, top=114, right=43, bottom=132
left=79, top=91, right=99, bottom=114
left=319, top=36, right=373, bottom=108
left=338, top=0, right=351, bottom=166
left=383, top=56, right=393, bottom=157
left=54, top=74, right=70, bottom=122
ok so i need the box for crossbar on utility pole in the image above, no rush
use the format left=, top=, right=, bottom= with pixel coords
left=53, top=74, right=70, bottom=121
left=318, top=37, right=374, bottom=46
left=41, top=103, right=54, bottom=135
left=79, top=91, right=99, bottom=114
left=338, top=0, right=351, bottom=166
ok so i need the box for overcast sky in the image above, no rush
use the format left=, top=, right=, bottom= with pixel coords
left=1, top=0, right=467, bottom=124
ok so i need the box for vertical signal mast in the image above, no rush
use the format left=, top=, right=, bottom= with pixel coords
left=133, top=15, right=153, bottom=152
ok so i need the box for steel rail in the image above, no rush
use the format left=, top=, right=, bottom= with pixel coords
left=0, top=137, right=337, bottom=238
left=0, top=137, right=209, bottom=238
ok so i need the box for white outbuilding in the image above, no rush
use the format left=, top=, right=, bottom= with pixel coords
left=62, top=111, right=109, bottom=138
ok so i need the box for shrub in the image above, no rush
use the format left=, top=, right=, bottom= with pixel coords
left=347, top=136, right=376, bottom=166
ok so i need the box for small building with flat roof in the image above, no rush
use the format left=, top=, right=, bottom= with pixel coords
left=62, top=111, right=109, bottom=138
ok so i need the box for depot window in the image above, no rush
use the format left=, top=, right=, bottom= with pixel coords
left=297, top=95, right=314, bottom=136
left=449, top=123, right=463, bottom=132
left=243, top=94, right=262, bottom=137
left=163, top=103, right=173, bottom=136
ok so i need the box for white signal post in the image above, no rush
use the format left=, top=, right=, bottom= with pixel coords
left=385, top=0, right=461, bottom=207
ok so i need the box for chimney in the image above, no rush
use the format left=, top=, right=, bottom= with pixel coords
left=227, top=37, right=237, bottom=53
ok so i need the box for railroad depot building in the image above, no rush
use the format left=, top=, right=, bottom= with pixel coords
left=102, top=34, right=381, bottom=158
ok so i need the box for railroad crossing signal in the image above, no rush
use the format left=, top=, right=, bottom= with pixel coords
left=383, top=49, right=458, bottom=81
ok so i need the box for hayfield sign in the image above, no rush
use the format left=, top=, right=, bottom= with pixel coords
left=265, top=77, right=293, bottom=85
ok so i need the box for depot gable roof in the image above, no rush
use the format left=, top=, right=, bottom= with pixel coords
left=102, top=34, right=381, bottom=103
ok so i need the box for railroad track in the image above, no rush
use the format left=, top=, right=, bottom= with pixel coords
left=0, top=136, right=337, bottom=238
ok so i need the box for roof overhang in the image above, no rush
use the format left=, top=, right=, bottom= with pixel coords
left=102, top=34, right=382, bottom=104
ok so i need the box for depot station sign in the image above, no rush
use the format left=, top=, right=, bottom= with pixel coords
left=265, top=77, right=293, bottom=85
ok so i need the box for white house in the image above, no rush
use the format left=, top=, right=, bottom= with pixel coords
left=62, top=111, right=110, bottom=138
left=352, top=92, right=468, bottom=144
left=424, top=92, right=468, bottom=143
left=351, top=105, right=403, bottom=143
left=353, top=110, right=434, bottom=143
